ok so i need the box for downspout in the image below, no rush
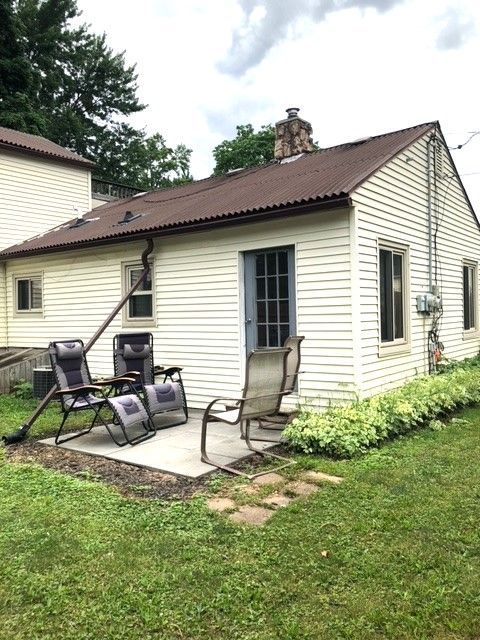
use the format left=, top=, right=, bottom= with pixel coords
left=2, top=238, right=154, bottom=444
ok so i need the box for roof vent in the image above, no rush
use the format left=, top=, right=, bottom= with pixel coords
left=226, top=167, right=245, bottom=176
left=69, top=217, right=89, bottom=229
left=118, top=210, right=141, bottom=225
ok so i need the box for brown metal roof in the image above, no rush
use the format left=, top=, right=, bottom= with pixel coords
left=0, top=121, right=435, bottom=259
left=0, top=126, right=95, bottom=169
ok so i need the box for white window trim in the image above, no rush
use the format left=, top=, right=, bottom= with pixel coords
left=377, top=240, right=411, bottom=358
left=13, top=273, right=43, bottom=316
left=462, top=259, right=479, bottom=339
left=121, top=260, right=156, bottom=328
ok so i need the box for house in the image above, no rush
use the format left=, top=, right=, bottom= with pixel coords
left=0, top=110, right=479, bottom=410
left=0, top=126, right=96, bottom=252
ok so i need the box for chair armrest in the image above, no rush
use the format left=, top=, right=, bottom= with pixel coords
left=56, top=384, right=102, bottom=396
left=95, top=376, right=136, bottom=386
left=154, top=365, right=183, bottom=376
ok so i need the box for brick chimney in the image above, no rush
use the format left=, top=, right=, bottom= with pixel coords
left=274, top=107, right=314, bottom=161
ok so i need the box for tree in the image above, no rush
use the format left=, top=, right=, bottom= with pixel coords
left=0, top=0, right=44, bottom=131
left=0, top=0, right=192, bottom=190
left=95, top=126, right=192, bottom=190
left=212, top=124, right=275, bottom=175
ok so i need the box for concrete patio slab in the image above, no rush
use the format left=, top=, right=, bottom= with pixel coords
left=39, top=412, right=279, bottom=478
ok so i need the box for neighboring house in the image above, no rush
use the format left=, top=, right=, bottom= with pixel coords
left=0, top=126, right=95, bottom=252
left=0, top=110, right=479, bottom=410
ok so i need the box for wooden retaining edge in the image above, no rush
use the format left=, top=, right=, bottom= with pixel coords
left=0, top=350, right=50, bottom=395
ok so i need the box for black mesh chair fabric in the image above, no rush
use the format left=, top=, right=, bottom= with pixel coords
left=49, top=339, right=156, bottom=447
left=113, top=333, right=188, bottom=428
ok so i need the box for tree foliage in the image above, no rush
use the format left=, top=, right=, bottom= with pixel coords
left=0, top=0, right=191, bottom=190
left=212, top=124, right=275, bottom=175
left=0, top=0, right=45, bottom=131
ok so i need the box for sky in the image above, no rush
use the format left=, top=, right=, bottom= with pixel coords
left=77, top=0, right=480, bottom=213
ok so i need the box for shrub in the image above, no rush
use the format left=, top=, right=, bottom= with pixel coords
left=11, top=380, right=34, bottom=400
left=284, top=359, right=480, bottom=458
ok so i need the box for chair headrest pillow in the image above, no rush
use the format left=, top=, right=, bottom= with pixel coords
left=123, top=344, right=151, bottom=360
left=55, top=342, right=84, bottom=360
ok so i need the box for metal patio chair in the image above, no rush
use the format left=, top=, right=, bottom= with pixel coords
left=49, top=339, right=156, bottom=447
left=113, top=332, right=188, bottom=428
left=255, top=335, right=305, bottom=438
left=200, top=347, right=296, bottom=479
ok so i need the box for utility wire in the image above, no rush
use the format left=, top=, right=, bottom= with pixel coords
left=449, top=131, right=480, bottom=150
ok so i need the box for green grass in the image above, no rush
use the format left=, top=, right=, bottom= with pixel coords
left=0, top=397, right=480, bottom=638
left=0, top=394, right=105, bottom=441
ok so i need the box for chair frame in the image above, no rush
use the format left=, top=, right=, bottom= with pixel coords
left=254, top=336, right=305, bottom=440
left=200, top=347, right=296, bottom=479
left=113, top=332, right=188, bottom=427
left=50, top=339, right=156, bottom=447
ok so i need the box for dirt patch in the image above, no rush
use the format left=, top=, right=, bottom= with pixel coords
left=5, top=439, right=293, bottom=501
left=6, top=441, right=210, bottom=500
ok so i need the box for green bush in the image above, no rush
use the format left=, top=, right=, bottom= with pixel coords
left=11, top=380, right=34, bottom=400
left=284, top=358, right=480, bottom=458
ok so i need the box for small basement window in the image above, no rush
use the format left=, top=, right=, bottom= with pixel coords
left=15, top=276, right=42, bottom=312
left=122, top=262, right=155, bottom=325
left=463, top=262, right=477, bottom=332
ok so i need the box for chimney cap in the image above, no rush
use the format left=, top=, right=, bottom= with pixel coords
left=286, top=107, right=300, bottom=119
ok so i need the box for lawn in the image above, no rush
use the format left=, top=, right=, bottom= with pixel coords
left=0, top=396, right=479, bottom=639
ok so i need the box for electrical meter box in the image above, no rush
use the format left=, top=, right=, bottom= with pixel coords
left=416, top=292, right=442, bottom=314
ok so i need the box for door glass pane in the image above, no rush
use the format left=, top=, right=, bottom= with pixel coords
left=280, top=324, right=290, bottom=345
left=256, top=277, right=266, bottom=300
left=268, top=301, right=278, bottom=323
left=266, top=252, right=277, bottom=275
left=268, top=324, right=279, bottom=347
left=267, top=277, right=277, bottom=299
left=255, top=253, right=265, bottom=276
left=278, top=251, right=288, bottom=274
left=279, top=300, right=289, bottom=323
left=257, top=301, right=266, bottom=323
left=257, top=324, right=267, bottom=347
left=279, top=276, right=288, bottom=299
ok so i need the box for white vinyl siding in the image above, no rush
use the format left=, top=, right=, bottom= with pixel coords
left=3, top=209, right=354, bottom=409
left=0, top=149, right=91, bottom=251
left=353, top=133, right=480, bottom=397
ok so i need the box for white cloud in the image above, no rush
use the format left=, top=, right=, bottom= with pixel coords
left=75, top=0, right=480, bottom=215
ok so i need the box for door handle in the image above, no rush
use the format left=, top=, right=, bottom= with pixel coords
left=245, top=318, right=252, bottom=324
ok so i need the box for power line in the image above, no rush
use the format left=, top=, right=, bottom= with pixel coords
left=449, top=131, right=480, bottom=150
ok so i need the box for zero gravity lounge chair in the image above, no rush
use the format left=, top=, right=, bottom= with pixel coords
left=200, top=347, right=296, bottom=479
left=113, top=333, right=188, bottom=428
left=49, top=339, right=156, bottom=446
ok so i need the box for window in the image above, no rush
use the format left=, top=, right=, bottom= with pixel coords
left=123, top=263, right=154, bottom=324
left=463, top=262, right=477, bottom=331
left=15, top=276, right=42, bottom=312
left=378, top=243, right=409, bottom=350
